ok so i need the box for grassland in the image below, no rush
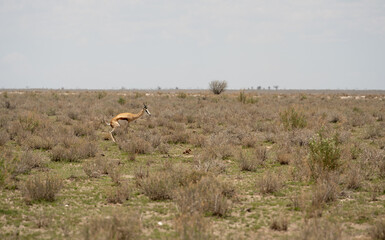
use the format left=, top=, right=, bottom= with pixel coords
left=0, top=89, right=384, bottom=239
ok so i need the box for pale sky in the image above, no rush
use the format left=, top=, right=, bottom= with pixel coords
left=0, top=0, right=384, bottom=90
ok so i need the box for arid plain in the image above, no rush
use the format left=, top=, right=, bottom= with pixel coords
left=0, top=89, right=384, bottom=239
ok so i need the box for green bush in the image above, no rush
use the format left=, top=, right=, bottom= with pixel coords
left=177, top=92, right=187, bottom=99
left=117, top=97, right=126, bottom=105
left=237, top=91, right=258, bottom=104
left=238, top=91, right=247, bottom=103
left=308, top=133, right=341, bottom=179
left=280, top=107, right=307, bottom=130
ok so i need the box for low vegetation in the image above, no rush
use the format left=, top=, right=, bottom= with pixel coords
left=0, top=89, right=384, bottom=239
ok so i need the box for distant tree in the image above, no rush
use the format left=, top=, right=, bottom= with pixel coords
left=274, top=85, right=279, bottom=90
left=209, top=80, right=227, bottom=95
left=257, top=86, right=262, bottom=90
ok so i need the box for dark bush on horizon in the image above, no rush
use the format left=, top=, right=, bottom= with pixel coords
left=209, top=80, right=227, bottom=95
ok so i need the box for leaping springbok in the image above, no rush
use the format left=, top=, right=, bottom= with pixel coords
left=106, top=103, right=151, bottom=142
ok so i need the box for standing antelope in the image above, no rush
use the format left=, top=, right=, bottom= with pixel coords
left=106, top=104, right=151, bottom=142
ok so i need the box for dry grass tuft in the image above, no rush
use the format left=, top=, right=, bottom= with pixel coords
left=311, top=176, right=340, bottom=210
left=369, top=219, right=385, bottom=240
left=238, top=151, right=258, bottom=172
left=270, top=214, right=289, bottom=231
left=139, top=170, right=177, bottom=200
left=14, top=150, right=44, bottom=176
left=83, top=157, right=119, bottom=178
left=51, top=139, right=97, bottom=162
left=118, top=137, right=153, bottom=154
left=83, top=212, right=142, bottom=240
left=174, top=176, right=232, bottom=217
left=107, top=166, right=122, bottom=185
left=257, top=171, right=282, bottom=195
left=0, top=130, right=9, bottom=146
left=175, top=212, right=213, bottom=240
left=298, top=219, right=342, bottom=240
left=106, top=182, right=132, bottom=204
left=343, top=164, right=363, bottom=190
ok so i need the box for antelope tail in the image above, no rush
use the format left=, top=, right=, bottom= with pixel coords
left=105, top=120, right=111, bottom=126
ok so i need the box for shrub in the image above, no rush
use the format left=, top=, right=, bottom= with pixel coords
left=51, top=145, right=78, bottom=162
left=276, top=151, right=291, bottom=165
left=21, top=173, right=62, bottom=203
left=289, top=192, right=307, bottom=211
left=117, top=97, right=126, bottom=105
left=26, top=135, right=54, bottom=150
left=257, top=171, right=282, bottom=195
left=0, top=155, right=12, bottom=188
left=364, top=124, right=383, bottom=139
left=97, top=91, right=107, bottom=99
left=177, top=92, right=187, bottom=99
left=107, top=166, right=122, bottom=185
left=201, top=136, right=235, bottom=160
left=298, top=219, right=341, bottom=240
left=140, top=171, right=177, bottom=200
left=14, top=150, right=44, bottom=176
left=156, top=143, right=170, bottom=154
left=50, top=141, right=97, bottom=162
left=238, top=151, right=258, bottom=172
left=175, top=212, right=213, bottom=240
left=83, top=157, right=116, bottom=178
left=189, top=134, right=206, bottom=147
left=166, top=130, right=190, bottom=144
left=73, top=124, right=94, bottom=137
left=171, top=165, right=207, bottom=188
left=209, top=80, right=227, bottom=95
left=83, top=160, right=102, bottom=178
left=80, top=142, right=98, bottom=158
left=270, top=214, right=289, bottom=231
left=350, top=142, right=362, bottom=160
left=0, top=130, right=9, bottom=146
left=83, top=212, right=142, bottom=240
left=308, top=133, right=340, bottom=179
left=67, top=111, right=80, bottom=120
left=106, top=183, right=131, bottom=204
left=255, top=146, right=268, bottom=163
left=369, top=219, right=385, bottom=240
left=238, top=90, right=247, bottom=104
left=174, top=176, right=232, bottom=217
left=344, top=165, right=363, bottom=190
left=359, top=148, right=385, bottom=180
left=119, top=138, right=153, bottom=155
left=241, top=135, right=257, bottom=148
left=280, top=107, right=307, bottom=130
left=193, top=153, right=227, bottom=174
left=311, top=177, right=339, bottom=210
left=379, top=156, right=385, bottom=179
left=18, top=112, right=41, bottom=133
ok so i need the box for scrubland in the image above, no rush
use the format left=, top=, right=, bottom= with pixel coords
left=0, top=89, right=384, bottom=240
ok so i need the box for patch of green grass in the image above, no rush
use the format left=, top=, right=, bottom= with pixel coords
left=0, top=208, right=18, bottom=216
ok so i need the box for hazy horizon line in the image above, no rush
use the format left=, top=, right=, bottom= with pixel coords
left=1, top=87, right=385, bottom=92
